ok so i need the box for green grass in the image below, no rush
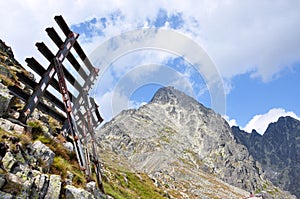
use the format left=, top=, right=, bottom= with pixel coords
left=102, top=167, right=166, bottom=199
left=27, top=120, right=87, bottom=188
left=51, top=156, right=86, bottom=187
left=0, top=127, right=31, bottom=153
left=33, top=133, right=86, bottom=188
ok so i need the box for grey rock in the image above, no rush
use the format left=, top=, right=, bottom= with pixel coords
left=0, top=174, right=5, bottom=189
left=65, top=171, right=74, bottom=185
left=30, top=174, right=49, bottom=199
left=0, top=118, right=24, bottom=134
left=12, top=124, right=24, bottom=135
left=44, top=175, right=61, bottom=199
left=85, top=181, right=107, bottom=199
left=14, top=150, right=26, bottom=165
left=14, top=164, right=38, bottom=181
left=65, top=185, right=95, bottom=199
left=86, top=181, right=96, bottom=193
left=2, top=173, right=31, bottom=197
left=63, top=142, right=74, bottom=152
left=0, top=191, right=13, bottom=199
left=0, top=118, right=13, bottom=132
left=31, top=141, right=54, bottom=172
left=2, top=152, right=17, bottom=171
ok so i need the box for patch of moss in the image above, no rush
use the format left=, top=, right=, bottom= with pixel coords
left=48, top=116, right=61, bottom=134
left=160, top=135, right=170, bottom=143
left=102, top=167, right=166, bottom=199
left=28, top=120, right=44, bottom=140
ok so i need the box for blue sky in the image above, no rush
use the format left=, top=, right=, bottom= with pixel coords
left=1, top=0, right=299, bottom=134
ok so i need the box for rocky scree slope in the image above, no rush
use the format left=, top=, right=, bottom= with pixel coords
left=232, top=116, right=300, bottom=198
left=0, top=39, right=110, bottom=199
left=96, top=86, right=294, bottom=198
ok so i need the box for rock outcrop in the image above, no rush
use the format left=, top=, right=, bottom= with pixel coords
left=0, top=124, right=61, bottom=199
left=232, top=116, right=300, bottom=198
left=0, top=116, right=108, bottom=199
left=31, top=141, right=55, bottom=172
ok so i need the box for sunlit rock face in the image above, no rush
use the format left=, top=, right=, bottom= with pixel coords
left=96, top=86, right=269, bottom=197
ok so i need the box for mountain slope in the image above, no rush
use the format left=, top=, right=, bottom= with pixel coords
left=96, top=86, right=293, bottom=198
left=0, top=38, right=176, bottom=199
left=232, top=116, right=300, bottom=198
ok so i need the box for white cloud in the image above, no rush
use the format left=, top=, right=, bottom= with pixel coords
left=243, top=108, right=300, bottom=134
left=1, top=0, right=299, bottom=82
left=129, top=100, right=147, bottom=110
left=2, top=0, right=300, bottom=122
left=222, top=115, right=238, bottom=127
left=95, top=88, right=130, bottom=122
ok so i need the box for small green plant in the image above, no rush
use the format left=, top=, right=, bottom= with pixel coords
left=0, top=127, right=31, bottom=153
left=35, top=135, right=52, bottom=144
left=28, top=120, right=44, bottom=140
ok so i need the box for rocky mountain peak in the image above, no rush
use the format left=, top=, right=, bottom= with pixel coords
left=96, top=86, right=294, bottom=198
left=151, top=86, right=197, bottom=106
left=150, top=86, right=214, bottom=118
left=151, top=86, right=185, bottom=104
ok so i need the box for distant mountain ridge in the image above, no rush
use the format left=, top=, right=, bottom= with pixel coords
left=232, top=116, right=300, bottom=198
left=96, top=86, right=294, bottom=198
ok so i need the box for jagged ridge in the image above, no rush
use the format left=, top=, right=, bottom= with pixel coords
left=232, top=116, right=300, bottom=198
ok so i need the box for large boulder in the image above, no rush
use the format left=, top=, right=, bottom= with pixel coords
left=44, top=175, right=61, bottom=199
left=65, top=185, right=95, bottom=199
left=0, top=83, right=12, bottom=117
left=30, top=174, right=49, bottom=199
left=31, top=141, right=54, bottom=172
left=0, top=118, right=24, bottom=134
left=1, top=173, right=31, bottom=198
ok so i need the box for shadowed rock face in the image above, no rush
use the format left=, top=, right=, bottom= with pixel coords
left=96, top=86, right=270, bottom=197
left=232, top=116, right=300, bottom=198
